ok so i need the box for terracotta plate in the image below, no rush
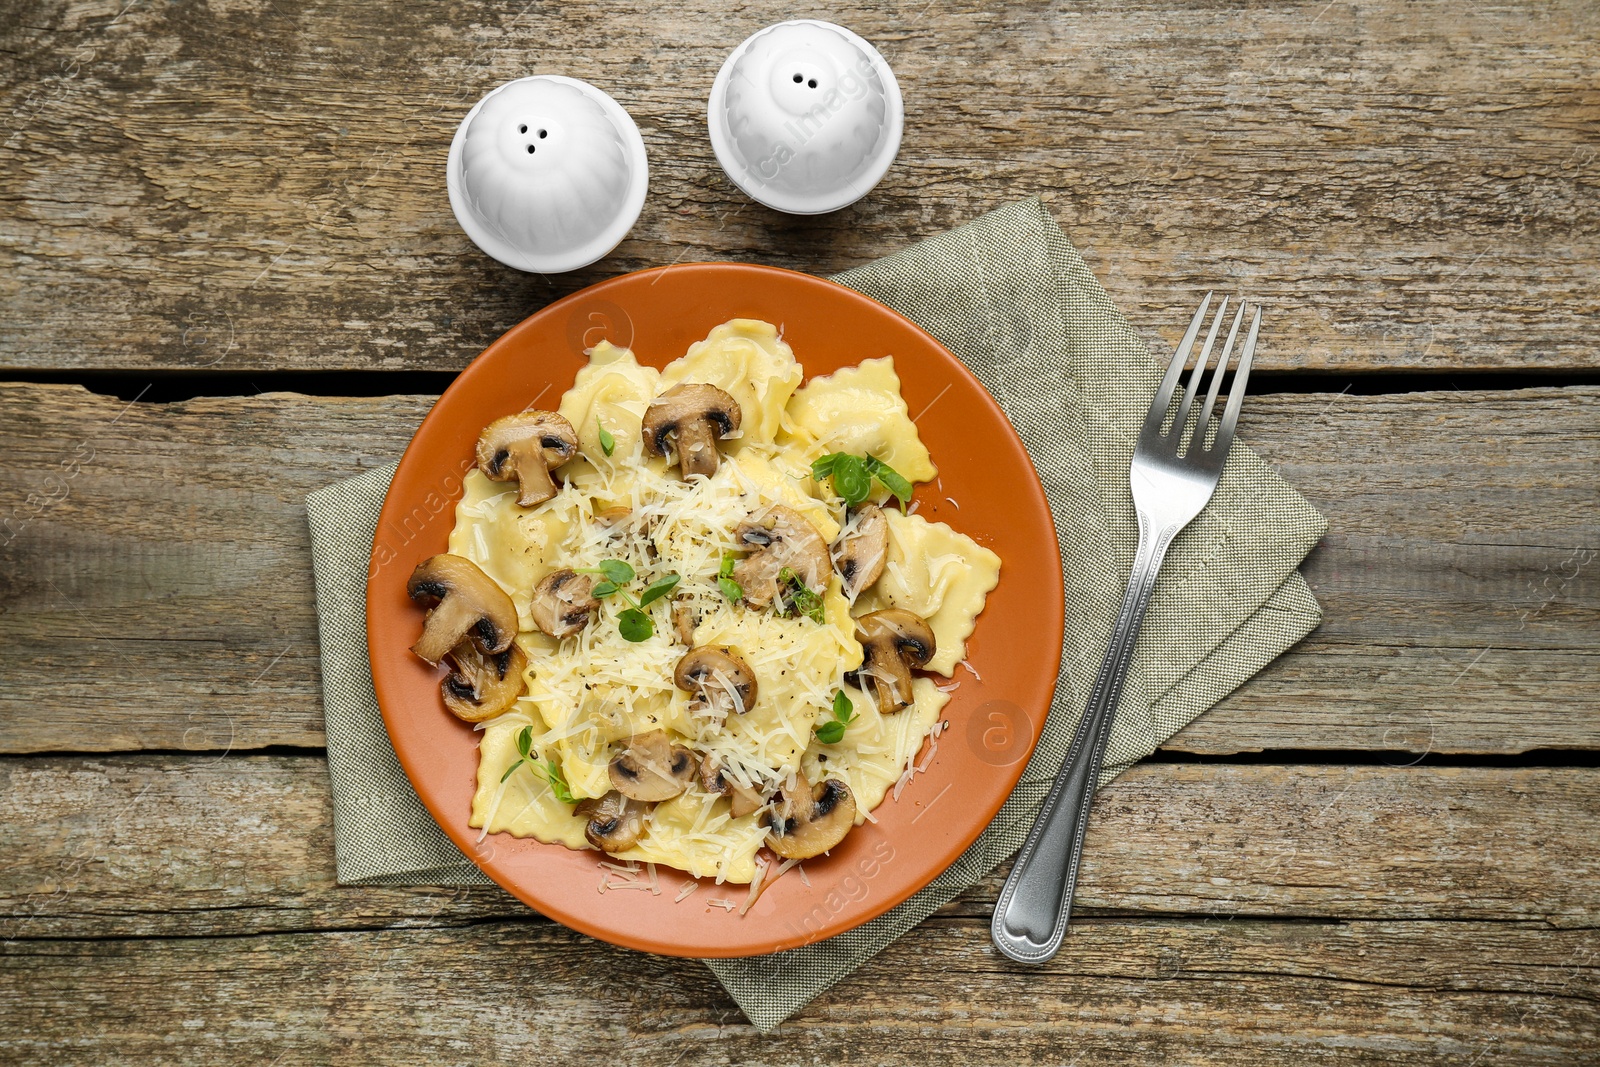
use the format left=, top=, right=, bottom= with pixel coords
left=368, top=263, right=1063, bottom=957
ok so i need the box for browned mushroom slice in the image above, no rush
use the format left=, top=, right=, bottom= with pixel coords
left=439, top=639, right=527, bottom=722
left=833, top=503, right=889, bottom=599
left=608, top=730, right=697, bottom=802
left=594, top=505, right=632, bottom=531
left=406, top=554, right=518, bottom=665
left=475, top=411, right=580, bottom=507
left=697, top=755, right=766, bottom=818
left=641, top=384, right=742, bottom=478
left=529, top=569, right=600, bottom=638
left=850, top=608, right=937, bottom=711
left=670, top=596, right=698, bottom=646
left=764, top=774, right=856, bottom=859
left=575, top=790, right=648, bottom=852
left=731, top=505, right=831, bottom=610
left=674, top=646, right=758, bottom=715
left=730, top=783, right=766, bottom=819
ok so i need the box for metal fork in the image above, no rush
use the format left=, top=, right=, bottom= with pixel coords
left=991, top=292, right=1261, bottom=964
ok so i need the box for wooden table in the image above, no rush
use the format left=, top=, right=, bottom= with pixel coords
left=2, top=1, right=1595, bottom=1061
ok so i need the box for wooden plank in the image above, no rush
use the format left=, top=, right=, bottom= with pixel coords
left=3, top=756, right=1594, bottom=940
left=2, top=383, right=1594, bottom=755
left=1, top=1, right=1595, bottom=373
left=2, top=918, right=1594, bottom=1064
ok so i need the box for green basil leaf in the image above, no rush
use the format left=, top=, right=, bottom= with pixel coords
left=719, top=576, right=744, bottom=603
left=516, top=724, right=532, bottom=758
left=810, top=453, right=842, bottom=480
left=832, top=690, right=854, bottom=723
left=597, top=559, right=635, bottom=584
left=719, top=554, right=736, bottom=578
left=597, top=417, right=615, bottom=457
left=814, top=720, right=846, bottom=745
left=830, top=455, right=871, bottom=507
left=637, top=572, right=681, bottom=608
left=617, top=608, right=654, bottom=642
left=540, top=759, right=575, bottom=804
left=864, top=455, right=914, bottom=506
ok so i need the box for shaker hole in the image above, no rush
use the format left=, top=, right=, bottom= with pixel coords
left=526, top=145, right=536, bottom=154
left=792, top=73, right=802, bottom=82
left=807, top=79, right=817, bottom=88
left=519, top=124, right=527, bottom=133
left=538, top=129, right=547, bottom=138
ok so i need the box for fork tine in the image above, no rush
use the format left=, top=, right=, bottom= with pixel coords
left=1170, top=295, right=1230, bottom=445
left=1213, top=305, right=1261, bottom=459
left=1189, top=300, right=1245, bottom=454
left=1141, top=292, right=1213, bottom=440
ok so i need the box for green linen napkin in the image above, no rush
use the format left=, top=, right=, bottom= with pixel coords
left=306, top=197, right=1326, bottom=1030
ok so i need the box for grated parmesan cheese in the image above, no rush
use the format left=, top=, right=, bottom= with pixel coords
left=458, top=328, right=999, bottom=889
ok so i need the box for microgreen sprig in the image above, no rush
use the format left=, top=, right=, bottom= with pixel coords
left=814, top=690, right=857, bottom=744
left=578, top=559, right=679, bottom=642
left=776, top=566, right=826, bottom=625
left=597, top=417, right=616, bottom=457
left=499, top=726, right=576, bottom=803
left=718, top=554, right=744, bottom=603
left=538, top=759, right=576, bottom=804
left=637, top=573, right=681, bottom=608
left=812, top=452, right=912, bottom=510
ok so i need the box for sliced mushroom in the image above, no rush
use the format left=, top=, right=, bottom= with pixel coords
left=594, top=505, right=632, bottom=530
left=670, top=596, right=698, bottom=646
left=731, top=505, right=831, bottom=610
left=406, top=554, right=518, bottom=665
left=608, top=730, right=697, bottom=802
left=641, top=384, right=742, bottom=478
left=674, top=646, right=758, bottom=715
left=850, top=608, right=937, bottom=711
left=697, top=755, right=766, bottom=818
left=529, top=569, right=600, bottom=639
left=439, top=639, right=527, bottom=722
left=575, top=790, right=648, bottom=852
left=833, top=503, right=889, bottom=599
left=475, top=411, right=580, bottom=507
left=764, top=774, right=857, bottom=860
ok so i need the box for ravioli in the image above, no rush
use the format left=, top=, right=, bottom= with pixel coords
left=853, top=509, right=1002, bottom=676
left=783, top=357, right=937, bottom=486
left=555, top=342, right=667, bottom=501
left=801, top=678, right=951, bottom=817
left=660, top=319, right=803, bottom=447
left=471, top=714, right=769, bottom=882
left=689, top=578, right=862, bottom=776
left=448, top=470, right=574, bottom=632
left=456, top=320, right=1001, bottom=884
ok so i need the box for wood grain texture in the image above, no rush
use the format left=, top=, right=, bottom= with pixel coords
left=1, top=383, right=1594, bottom=755
left=3, top=919, right=1596, bottom=1065
left=2, top=1, right=1595, bottom=1058
left=1, top=0, right=1595, bottom=373
left=1, top=755, right=1595, bottom=1064
left=4, top=756, right=1596, bottom=940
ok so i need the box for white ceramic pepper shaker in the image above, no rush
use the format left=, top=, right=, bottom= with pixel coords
left=447, top=76, right=648, bottom=273
left=707, top=20, right=903, bottom=215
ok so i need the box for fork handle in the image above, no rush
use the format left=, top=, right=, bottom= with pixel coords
left=990, top=517, right=1180, bottom=963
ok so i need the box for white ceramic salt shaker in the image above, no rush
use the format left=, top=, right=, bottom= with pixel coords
left=447, top=76, right=648, bottom=273
left=707, top=20, right=903, bottom=215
